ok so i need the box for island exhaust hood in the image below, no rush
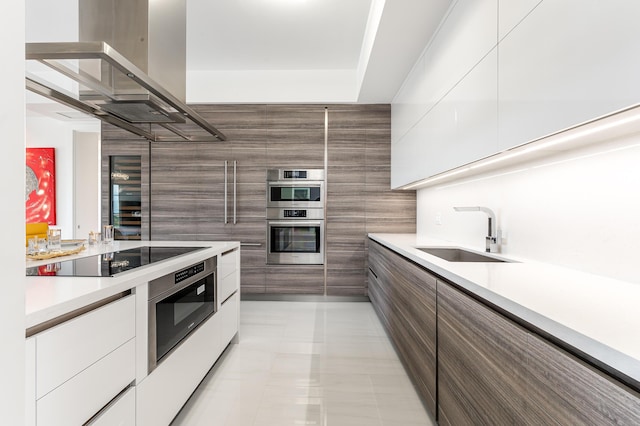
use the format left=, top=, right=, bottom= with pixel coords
left=25, top=0, right=226, bottom=142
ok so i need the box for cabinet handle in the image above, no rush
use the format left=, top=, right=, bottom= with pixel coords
left=233, top=160, right=237, bottom=225
left=240, top=242, right=262, bottom=247
left=224, top=161, right=228, bottom=224
left=221, top=248, right=238, bottom=256
left=368, top=267, right=378, bottom=279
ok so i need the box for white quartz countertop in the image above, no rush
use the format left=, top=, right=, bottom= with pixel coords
left=369, top=233, right=640, bottom=389
left=25, top=240, right=239, bottom=330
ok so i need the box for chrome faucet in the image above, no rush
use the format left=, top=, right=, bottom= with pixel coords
left=453, top=206, right=499, bottom=253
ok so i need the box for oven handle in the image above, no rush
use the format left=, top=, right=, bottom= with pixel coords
left=267, top=181, right=324, bottom=187
left=267, top=220, right=324, bottom=227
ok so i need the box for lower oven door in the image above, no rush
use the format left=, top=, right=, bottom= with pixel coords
left=149, top=272, right=215, bottom=370
left=267, top=220, right=324, bottom=264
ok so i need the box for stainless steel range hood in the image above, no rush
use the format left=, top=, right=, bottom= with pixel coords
left=25, top=0, right=226, bottom=142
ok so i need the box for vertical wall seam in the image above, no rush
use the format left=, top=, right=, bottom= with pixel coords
left=323, top=106, right=329, bottom=296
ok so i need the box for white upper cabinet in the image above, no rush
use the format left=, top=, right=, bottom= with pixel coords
left=392, top=50, right=498, bottom=187
left=498, top=0, right=640, bottom=150
left=498, top=0, right=543, bottom=40
left=392, top=0, right=498, bottom=146
left=391, top=0, right=640, bottom=187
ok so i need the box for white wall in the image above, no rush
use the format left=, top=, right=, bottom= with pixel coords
left=187, top=69, right=358, bottom=103
left=416, top=131, right=640, bottom=283
left=26, top=116, right=75, bottom=236
left=1, top=2, right=25, bottom=424
left=26, top=116, right=99, bottom=239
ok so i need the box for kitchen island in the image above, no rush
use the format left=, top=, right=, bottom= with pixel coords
left=368, top=233, right=640, bottom=425
left=24, top=240, right=240, bottom=426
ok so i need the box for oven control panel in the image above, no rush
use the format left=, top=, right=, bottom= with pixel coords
left=175, top=262, right=205, bottom=284
left=284, top=209, right=307, bottom=218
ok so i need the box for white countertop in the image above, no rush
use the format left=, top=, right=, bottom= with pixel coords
left=369, top=233, right=640, bottom=389
left=25, top=240, right=239, bottom=330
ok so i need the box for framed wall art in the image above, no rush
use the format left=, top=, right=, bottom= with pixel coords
left=26, top=147, right=56, bottom=225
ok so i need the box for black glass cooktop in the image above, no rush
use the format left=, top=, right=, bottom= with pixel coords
left=26, top=246, right=206, bottom=277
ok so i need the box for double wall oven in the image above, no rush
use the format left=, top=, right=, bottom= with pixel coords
left=266, top=169, right=325, bottom=265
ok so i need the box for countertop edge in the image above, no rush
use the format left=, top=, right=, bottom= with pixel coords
left=25, top=241, right=240, bottom=330
left=368, top=233, right=640, bottom=392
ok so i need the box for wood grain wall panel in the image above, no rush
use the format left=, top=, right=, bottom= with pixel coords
left=327, top=165, right=367, bottom=185
left=266, top=129, right=324, bottom=168
left=266, top=266, right=324, bottom=294
left=327, top=104, right=391, bottom=130
left=327, top=129, right=367, bottom=168
left=365, top=129, right=392, bottom=165
left=192, top=104, right=268, bottom=130
left=325, top=105, right=414, bottom=296
left=365, top=218, right=416, bottom=235
left=325, top=219, right=366, bottom=249
left=102, top=104, right=415, bottom=295
left=266, top=105, right=326, bottom=129
left=326, top=189, right=365, bottom=219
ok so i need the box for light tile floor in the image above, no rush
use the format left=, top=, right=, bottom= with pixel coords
left=171, top=301, right=436, bottom=426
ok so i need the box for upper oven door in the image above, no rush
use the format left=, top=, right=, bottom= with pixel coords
left=267, top=181, right=324, bottom=208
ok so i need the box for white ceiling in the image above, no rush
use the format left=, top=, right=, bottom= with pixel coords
left=187, top=0, right=372, bottom=71
left=26, top=0, right=453, bottom=118
left=186, top=0, right=453, bottom=103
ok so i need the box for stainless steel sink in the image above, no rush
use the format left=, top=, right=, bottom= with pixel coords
left=416, top=247, right=508, bottom=263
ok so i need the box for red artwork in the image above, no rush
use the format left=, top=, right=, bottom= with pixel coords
left=26, top=148, right=56, bottom=225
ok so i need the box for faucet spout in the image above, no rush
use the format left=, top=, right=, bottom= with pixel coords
left=453, top=206, right=499, bottom=253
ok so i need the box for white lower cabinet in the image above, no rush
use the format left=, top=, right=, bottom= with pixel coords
left=27, top=250, right=242, bottom=426
left=27, top=295, right=136, bottom=426
left=218, top=248, right=240, bottom=304
left=37, top=340, right=135, bottom=426
left=88, top=387, right=135, bottom=426
left=36, top=296, right=135, bottom=399
left=136, top=311, right=222, bottom=425
left=219, top=291, right=239, bottom=348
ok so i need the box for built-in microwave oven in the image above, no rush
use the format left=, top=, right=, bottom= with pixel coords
left=267, top=169, right=324, bottom=209
left=147, top=257, right=216, bottom=372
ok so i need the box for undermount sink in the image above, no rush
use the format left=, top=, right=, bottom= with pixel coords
left=417, top=247, right=509, bottom=263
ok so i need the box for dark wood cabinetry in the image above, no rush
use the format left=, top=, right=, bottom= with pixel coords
left=525, top=325, right=640, bottom=425
left=438, top=280, right=640, bottom=425
left=367, top=240, right=437, bottom=417
left=368, top=238, right=640, bottom=426
left=437, top=282, right=530, bottom=425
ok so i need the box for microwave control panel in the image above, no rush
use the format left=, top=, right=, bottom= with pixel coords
left=175, top=261, right=205, bottom=284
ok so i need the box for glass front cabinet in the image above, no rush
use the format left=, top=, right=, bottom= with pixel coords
left=110, top=156, right=142, bottom=240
